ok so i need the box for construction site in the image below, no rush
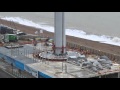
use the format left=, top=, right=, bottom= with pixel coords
left=0, top=12, right=120, bottom=78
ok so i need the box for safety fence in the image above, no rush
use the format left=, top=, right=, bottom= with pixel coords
left=0, top=52, right=52, bottom=78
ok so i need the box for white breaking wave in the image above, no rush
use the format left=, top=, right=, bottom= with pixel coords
left=2, top=17, right=120, bottom=46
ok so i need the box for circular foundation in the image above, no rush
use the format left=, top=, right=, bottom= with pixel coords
left=34, top=51, right=67, bottom=62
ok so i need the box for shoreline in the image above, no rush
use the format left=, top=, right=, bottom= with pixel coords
left=0, top=19, right=120, bottom=56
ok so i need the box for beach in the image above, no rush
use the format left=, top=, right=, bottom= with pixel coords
left=1, top=12, right=120, bottom=37
left=0, top=18, right=120, bottom=58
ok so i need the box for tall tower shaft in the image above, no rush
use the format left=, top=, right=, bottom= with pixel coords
left=54, top=12, right=66, bottom=55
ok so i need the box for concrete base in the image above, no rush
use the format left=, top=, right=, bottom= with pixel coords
left=1, top=43, right=120, bottom=78
left=37, top=51, right=67, bottom=62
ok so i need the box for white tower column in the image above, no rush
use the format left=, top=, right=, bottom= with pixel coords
left=54, top=12, right=66, bottom=55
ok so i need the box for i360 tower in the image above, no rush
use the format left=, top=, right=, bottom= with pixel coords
left=54, top=12, right=66, bottom=55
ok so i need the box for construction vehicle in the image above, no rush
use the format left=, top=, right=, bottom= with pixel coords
left=4, top=34, right=18, bottom=43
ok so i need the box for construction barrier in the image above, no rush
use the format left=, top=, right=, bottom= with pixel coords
left=24, top=65, right=38, bottom=78
left=5, top=56, right=15, bottom=66
left=0, top=52, right=52, bottom=78
left=24, top=65, right=32, bottom=74
left=38, top=71, right=52, bottom=78
left=0, top=53, right=15, bottom=65
left=31, top=68, right=38, bottom=78
left=14, top=60, right=24, bottom=71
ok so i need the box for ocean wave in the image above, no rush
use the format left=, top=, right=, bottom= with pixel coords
left=2, top=17, right=120, bottom=46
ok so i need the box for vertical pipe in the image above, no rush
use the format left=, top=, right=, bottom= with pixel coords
left=62, top=12, right=66, bottom=54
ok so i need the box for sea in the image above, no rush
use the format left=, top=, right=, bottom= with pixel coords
left=0, top=12, right=120, bottom=46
